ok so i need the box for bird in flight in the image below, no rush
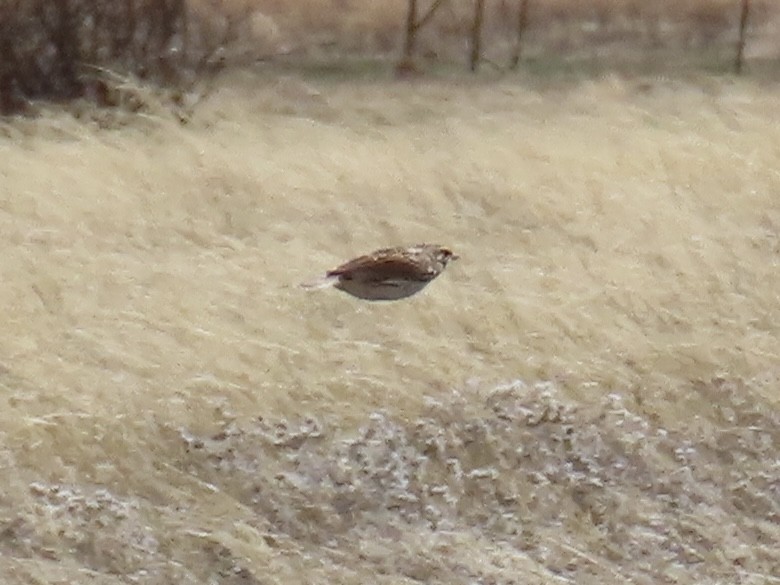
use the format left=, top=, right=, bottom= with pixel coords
left=301, top=243, right=458, bottom=301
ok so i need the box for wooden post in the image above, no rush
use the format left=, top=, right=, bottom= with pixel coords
left=469, top=0, right=486, bottom=72
left=398, top=0, right=448, bottom=75
left=401, top=0, right=418, bottom=67
left=735, top=0, right=750, bottom=74
left=509, top=0, right=530, bottom=70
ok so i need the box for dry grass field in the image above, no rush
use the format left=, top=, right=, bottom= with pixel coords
left=1, top=69, right=779, bottom=584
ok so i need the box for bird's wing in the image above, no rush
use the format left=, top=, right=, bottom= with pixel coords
left=326, top=247, right=402, bottom=276
left=327, top=253, right=431, bottom=282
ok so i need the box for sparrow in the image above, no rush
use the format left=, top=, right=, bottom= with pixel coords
left=301, top=244, right=458, bottom=301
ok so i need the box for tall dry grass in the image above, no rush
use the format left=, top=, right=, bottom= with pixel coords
left=0, top=73, right=778, bottom=583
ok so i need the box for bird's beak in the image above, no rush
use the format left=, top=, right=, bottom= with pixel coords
left=451, top=253, right=460, bottom=261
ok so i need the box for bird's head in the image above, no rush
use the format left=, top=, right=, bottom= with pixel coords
left=435, top=246, right=459, bottom=266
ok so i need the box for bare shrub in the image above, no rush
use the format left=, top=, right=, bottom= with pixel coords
left=0, top=0, right=275, bottom=116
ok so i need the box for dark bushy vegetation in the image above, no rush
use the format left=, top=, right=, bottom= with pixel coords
left=0, top=0, right=249, bottom=115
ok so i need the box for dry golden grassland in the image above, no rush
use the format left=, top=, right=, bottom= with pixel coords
left=1, top=71, right=779, bottom=584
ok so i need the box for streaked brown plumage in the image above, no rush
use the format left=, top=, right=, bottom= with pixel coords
left=301, top=244, right=458, bottom=301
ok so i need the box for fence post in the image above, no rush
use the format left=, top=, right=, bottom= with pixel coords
left=469, top=0, right=486, bottom=72
left=509, top=0, right=530, bottom=70
left=735, top=0, right=750, bottom=74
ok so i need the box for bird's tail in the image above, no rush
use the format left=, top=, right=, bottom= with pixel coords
left=299, top=274, right=338, bottom=290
